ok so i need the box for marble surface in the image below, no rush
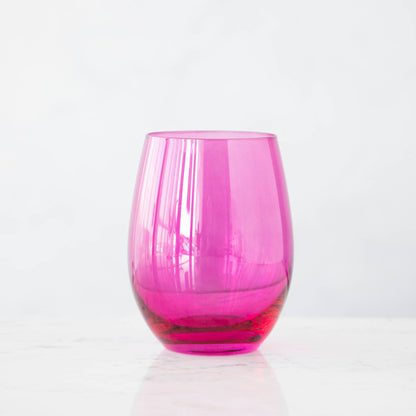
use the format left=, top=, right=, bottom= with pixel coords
left=1, top=317, right=415, bottom=415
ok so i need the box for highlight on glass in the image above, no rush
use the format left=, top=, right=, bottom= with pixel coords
left=128, top=131, right=293, bottom=355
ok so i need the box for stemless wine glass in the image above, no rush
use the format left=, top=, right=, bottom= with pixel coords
left=128, top=131, right=293, bottom=355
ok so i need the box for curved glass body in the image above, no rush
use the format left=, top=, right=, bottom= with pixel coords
left=128, top=131, right=293, bottom=355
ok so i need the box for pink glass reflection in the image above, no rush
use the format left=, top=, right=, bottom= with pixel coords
left=129, top=131, right=293, bottom=355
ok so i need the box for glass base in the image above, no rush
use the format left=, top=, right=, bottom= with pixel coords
left=135, top=291, right=287, bottom=356
left=164, top=342, right=260, bottom=355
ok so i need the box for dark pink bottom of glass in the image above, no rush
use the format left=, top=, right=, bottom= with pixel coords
left=134, top=289, right=287, bottom=355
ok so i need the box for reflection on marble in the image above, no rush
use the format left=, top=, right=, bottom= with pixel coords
left=2, top=318, right=415, bottom=415
left=131, top=351, right=288, bottom=416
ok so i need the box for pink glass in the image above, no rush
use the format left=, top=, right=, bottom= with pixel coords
left=128, top=131, right=293, bottom=355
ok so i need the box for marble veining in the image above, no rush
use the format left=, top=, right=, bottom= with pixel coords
left=1, top=318, right=415, bottom=415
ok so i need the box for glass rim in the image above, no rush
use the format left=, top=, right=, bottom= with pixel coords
left=146, top=130, right=277, bottom=141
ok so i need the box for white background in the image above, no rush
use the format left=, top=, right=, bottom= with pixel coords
left=1, top=0, right=415, bottom=318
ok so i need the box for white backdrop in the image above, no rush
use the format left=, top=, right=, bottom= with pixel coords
left=1, top=0, right=415, bottom=317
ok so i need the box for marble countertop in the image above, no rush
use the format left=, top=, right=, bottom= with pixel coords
left=1, top=317, right=415, bottom=415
